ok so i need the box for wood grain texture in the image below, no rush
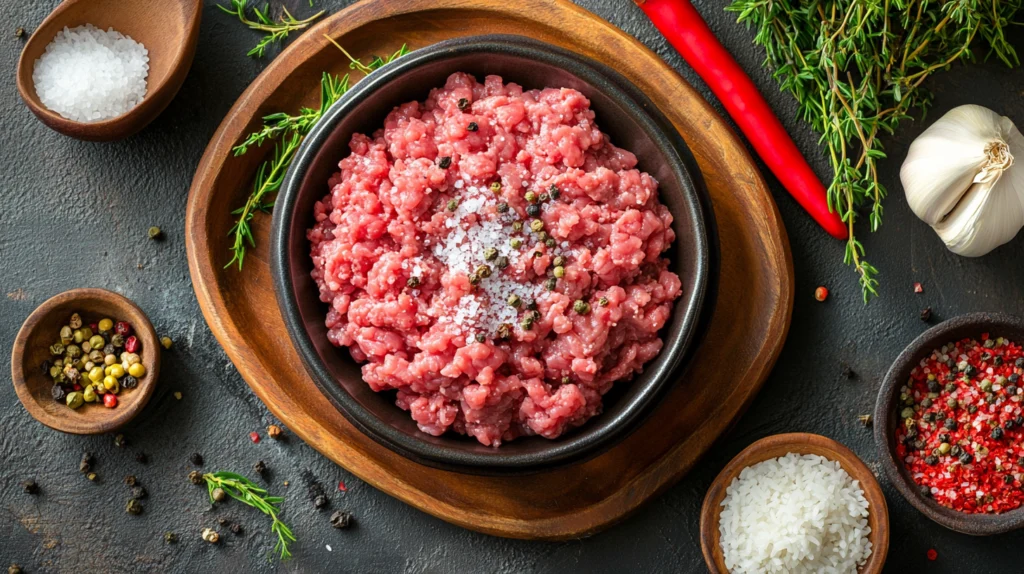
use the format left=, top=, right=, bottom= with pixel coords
left=184, top=0, right=794, bottom=539
left=15, top=0, right=202, bottom=141
left=10, top=288, right=161, bottom=435
left=699, top=433, right=890, bottom=573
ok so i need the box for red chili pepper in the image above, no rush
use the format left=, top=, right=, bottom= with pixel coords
left=634, top=0, right=847, bottom=240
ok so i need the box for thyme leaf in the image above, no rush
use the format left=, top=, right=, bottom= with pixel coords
left=226, top=43, right=410, bottom=270
left=202, top=471, right=295, bottom=560
left=726, top=0, right=1023, bottom=301
left=216, top=0, right=325, bottom=58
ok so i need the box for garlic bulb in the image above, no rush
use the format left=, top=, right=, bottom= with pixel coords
left=901, top=104, right=1024, bottom=257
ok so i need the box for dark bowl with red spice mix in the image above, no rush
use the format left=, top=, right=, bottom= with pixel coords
left=875, top=312, right=1024, bottom=535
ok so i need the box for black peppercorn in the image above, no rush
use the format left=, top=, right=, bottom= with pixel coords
left=230, top=523, right=243, bottom=535
left=131, top=486, right=147, bottom=499
left=122, top=375, right=138, bottom=389
left=79, top=453, right=94, bottom=474
left=951, top=445, right=962, bottom=457
left=22, top=480, right=39, bottom=495
left=314, top=495, right=328, bottom=509
left=218, top=517, right=230, bottom=527
left=1006, top=474, right=1016, bottom=485
left=944, top=418, right=958, bottom=430
left=966, top=365, right=978, bottom=377
left=994, top=356, right=1004, bottom=366
left=920, top=485, right=931, bottom=498
left=467, top=122, right=478, bottom=132
left=457, top=98, right=469, bottom=110
left=41, top=359, right=52, bottom=375
left=438, top=156, right=451, bottom=169
left=254, top=460, right=267, bottom=475
left=968, top=404, right=978, bottom=414
left=496, top=202, right=509, bottom=213
left=922, top=412, right=936, bottom=423
left=992, top=427, right=1005, bottom=440
left=1011, top=373, right=1021, bottom=384
left=938, top=433, right=950, bottom=443
left=925, top=455, right=938, bottom=465
left=920, top=307, right=932, bottom=321
left=1009, top=385, right=1019, bottom=396
left=190, top=452, right=204, bottom=466
left=330, top=510, right=353, bottom=529
left=135, top=452, right=148, bottom=464
left=913, top=439, right=925, bottom=451
left=525, top=204, right=540, bottom=217
left=960, top=452, right=973, bottom=465
left=1006, top=420, right=1017, bottom=431
left=1017, top=357, right=1024, bottom=369
left=51, top=384, right=66, bottom=402
left=927, top=380, right=941, bottom=393
left=1016, top=415, right=1024, bottom=427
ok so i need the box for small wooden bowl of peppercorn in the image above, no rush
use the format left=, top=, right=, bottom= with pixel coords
left=875, top=312, right=1024, bottom=535
left=10, top=288, right=160, bottom=434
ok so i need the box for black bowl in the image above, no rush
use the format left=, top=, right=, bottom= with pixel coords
left=272, top=35, right=715, bottom=474
left=875, top=312, right=1024, bottom=535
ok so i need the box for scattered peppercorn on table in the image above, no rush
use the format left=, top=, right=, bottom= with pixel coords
left=5, top=0, right=1024, bottom=572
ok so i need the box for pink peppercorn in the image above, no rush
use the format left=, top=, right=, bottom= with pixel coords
left=914, top=282, right=924, bottom=293
left=103, top=393, right=118, bottom=408
left=249, top=432, right=260, bottom=443
left=124, top=336, right=140, bottom=354
left=338, top=481, right=347, bottom=492
left=115, top=321, right=133, bottom=336
left=927, top=549, right=937, bottom=561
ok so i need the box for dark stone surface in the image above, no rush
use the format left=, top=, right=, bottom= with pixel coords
left=2, top=0, right=1021, bottom=571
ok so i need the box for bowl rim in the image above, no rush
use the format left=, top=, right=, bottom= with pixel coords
left=699, top=432, right=889, bottom=573
left=10, top=288, right=160, bottom=435
left=271, top=34, right=714, bottom=472
left=874, top=311, right=1024, bottom=535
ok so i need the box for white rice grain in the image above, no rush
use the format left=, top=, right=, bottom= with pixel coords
left=719, top=452, right=872, bottom=574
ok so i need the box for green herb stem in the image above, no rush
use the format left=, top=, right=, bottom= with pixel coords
left=217, top=0, right=325, bottom=58
left=726, top=0, right=1022, bottom=301
left=203, top=471, right=295, bottom=560
left=226, top=43, right=409, bottom=270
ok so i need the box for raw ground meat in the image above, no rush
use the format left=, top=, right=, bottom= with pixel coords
left=308, top=72, right=682, bottom=446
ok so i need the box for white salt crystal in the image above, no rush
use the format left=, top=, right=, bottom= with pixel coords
left=33, top=24, right=149, bottom=123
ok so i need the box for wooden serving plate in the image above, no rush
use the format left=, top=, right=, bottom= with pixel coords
left=700, top=433, right=890, bottom=573
left=185, top=0, right=793, bottom=539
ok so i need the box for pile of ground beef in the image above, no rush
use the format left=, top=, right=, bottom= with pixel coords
left=309, top=72, right=681, bottom=446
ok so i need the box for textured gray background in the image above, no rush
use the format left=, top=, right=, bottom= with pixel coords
left=3, top=0, right=1022, bottom=572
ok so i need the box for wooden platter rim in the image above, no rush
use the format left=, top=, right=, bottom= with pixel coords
left=185, top=0, right=794, bottom=539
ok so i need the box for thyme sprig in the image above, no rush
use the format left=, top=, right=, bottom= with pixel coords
left=217, top=0, right=325, bottom=58
left=226, top=43, right=410, bottom=270
left=203, top=471, right=296, bottom=560
left=727, top=0, right=1023, bottom=301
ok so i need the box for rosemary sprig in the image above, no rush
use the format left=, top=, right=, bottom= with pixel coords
left=217, top=0, right=325, bottom=58
left=203, top=471, right=296, bottom=560
left=226, top=43, right=410, bottom=270
left=726, top=0, right=1023, bottom=301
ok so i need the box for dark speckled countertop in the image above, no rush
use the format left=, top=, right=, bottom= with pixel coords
left=4, top=1, right=1024, bottom=572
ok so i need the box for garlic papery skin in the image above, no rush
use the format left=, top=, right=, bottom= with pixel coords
left=901, top=104, right=1024, bottom=257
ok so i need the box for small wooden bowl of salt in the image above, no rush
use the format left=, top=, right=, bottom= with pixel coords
left=700, top=433, right=889, bottom=573
left=15, top=0, right=202, bottom=141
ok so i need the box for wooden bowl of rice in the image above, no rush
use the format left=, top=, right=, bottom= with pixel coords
left=700, top=433, right=889, bottom=573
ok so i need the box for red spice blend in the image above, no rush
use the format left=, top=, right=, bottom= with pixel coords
left=896, top=334, right=1024, bottom=514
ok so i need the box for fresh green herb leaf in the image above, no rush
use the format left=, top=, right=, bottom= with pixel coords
left=217, top=0, right=324, bottom=58
left=226, top=43, right=410, bottom=270
left=726, top=0, right=1023, bottom=301
left=202, top=471, right=296, bottom=560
